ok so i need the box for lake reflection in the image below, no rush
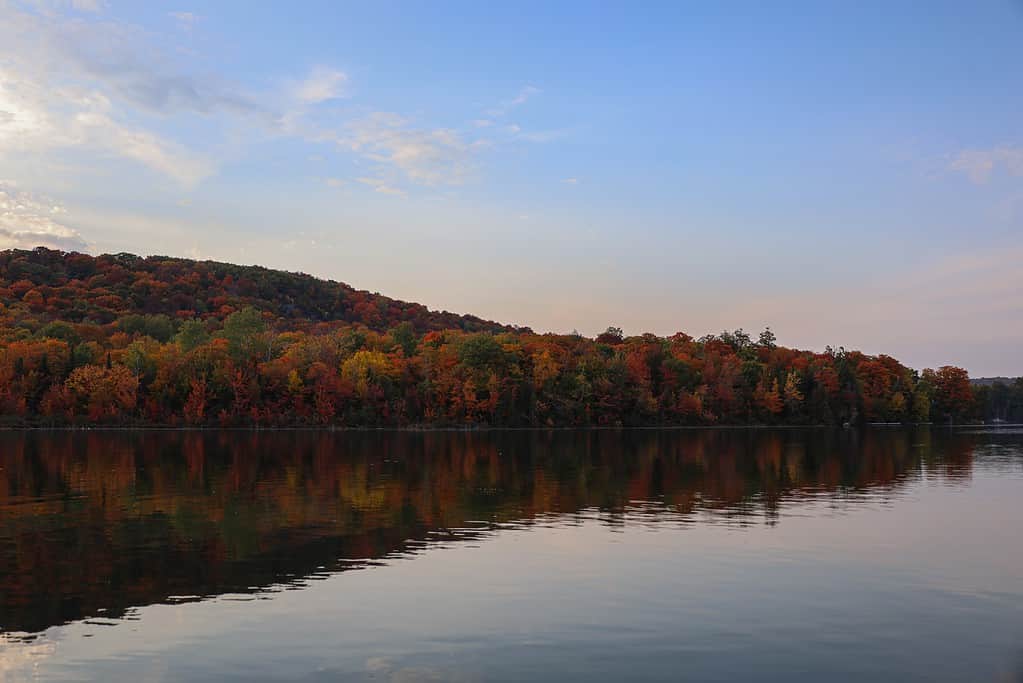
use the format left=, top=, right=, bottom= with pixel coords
left=1, top=428, right=1022, bottom=682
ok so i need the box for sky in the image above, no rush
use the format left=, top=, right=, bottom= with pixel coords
left=0, top=1, right=1020, bottom=376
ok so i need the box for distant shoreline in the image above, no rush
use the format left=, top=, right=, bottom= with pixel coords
left=3, top=423, right=1019, bottom=433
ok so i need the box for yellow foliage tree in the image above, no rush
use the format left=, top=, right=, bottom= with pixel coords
left=341, top=350, right=392, bottom=397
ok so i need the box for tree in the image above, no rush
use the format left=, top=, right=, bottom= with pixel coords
left=183, top=377, right=208, bottom=424
left=64, top=365, right=137, bottom=421
left=783, top=371, right=804, bottom=413
left=595, top=326, right=624, bottom=344
left=341, top=350, right=392, bottom=398
left=389, top=322, right=418, bottom=357
left=38, top=321, right=80, bottom=345
left=175, top=319, right=210, bottom=352
left=720, top=329, right=753, bottom=353
left=929, top=366, right=972, bottom=422
left=756, top=378, right=783, bottom=416
left=220, top=307, right=266, bottom=360
left=458, top=334, right=505, bottom=371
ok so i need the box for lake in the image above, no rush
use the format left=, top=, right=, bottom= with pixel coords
left=1, top=428, right=1021, bottom=682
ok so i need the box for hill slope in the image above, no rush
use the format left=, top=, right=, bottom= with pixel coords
left=0, top=247, right=515, bottom=334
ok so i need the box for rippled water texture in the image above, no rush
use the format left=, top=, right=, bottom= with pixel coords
left=1, top=428, right=1022, bottom=681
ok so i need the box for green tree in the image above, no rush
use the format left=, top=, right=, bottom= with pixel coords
left=38, top=321, right=79, bottom=346
left=175, top=319, right=211, bottom=352
left=389, top=321, right=418, bottom=357
left=220, top=307, right=267, bottom=360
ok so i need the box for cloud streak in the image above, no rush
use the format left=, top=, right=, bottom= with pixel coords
left=294, top=66, right=348, bottom=104
left=342, top=113, right=484, bottom=186
left=947, top=145, right=1023, bottom=183
left=0, top=3, right=563, bottom=211
left=0, top=182, right=87, bottom=251
left=486, top=85, right=540, bottom=118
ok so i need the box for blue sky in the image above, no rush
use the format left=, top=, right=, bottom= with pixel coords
left=0, top=1, right=1020, bottom=375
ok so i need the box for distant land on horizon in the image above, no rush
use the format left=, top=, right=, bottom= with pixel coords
left=971, top=377, right=1021, bottom=387
left=0, top=247, right=1015, bottom=427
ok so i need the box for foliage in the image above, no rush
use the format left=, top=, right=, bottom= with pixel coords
left=0, top=247, right=983, bottom=427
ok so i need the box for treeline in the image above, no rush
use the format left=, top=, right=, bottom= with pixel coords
left=0, top=248, right=983, bottom=427
left=972, top=379, right=1023, bottom=423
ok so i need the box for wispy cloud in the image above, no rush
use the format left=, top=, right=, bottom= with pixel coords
left=294, top=66, right=348, bottom=104
left=477, top=86, right=570, bottom=145
left=486, top=85, right=540, bottom=118
left=168, top=11, right=199, bottom=29
left=0, top=182, right=87, bottom=251
left=53, top=22, right=270, bottom=119
left=355, top=176, right=405, bottom=196
left=25, top=0, right=108, bottom=13
left=0, top=4, right=561, bottom=206
left=0, top=60, right=213, bottom=187
left=342, top=113, right=483, bottom=186
left=516, top=128, right=571, bottom=143
left=947, top=145, right=1023, bottom=183
left=70, top=0, right=105, bottom=11
left=0, top=3, right=264, bottom=187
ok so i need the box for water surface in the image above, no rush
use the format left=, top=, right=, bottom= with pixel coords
left=1, top=428, right=1022, bottom=681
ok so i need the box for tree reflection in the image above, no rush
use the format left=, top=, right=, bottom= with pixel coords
left=0, top=428, right=984, bottom=635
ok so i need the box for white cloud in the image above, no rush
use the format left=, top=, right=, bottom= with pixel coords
left=70, top=0, right=106, bottom=11
left=562, top=177, right=578, bottom=184
left=0, top=182, right=88, bottom=250
left=473, top=86, right=569, bottom=145
left=2, top=8, right=266, bottom=120
left=355, top=176, right=405, bottom=196
left=509, top=85, right=540, bottom=107
left=169, top=11, right=199, bottom=28
left=295, top=66, right=348, bottom=104
left=342, top=113, right=482, bottom=186
left=324, top=177, right=345, bottom=188
left=0, top=3, right=560, bottom=206
left=947, top=145, right=1023, bottom=183
left=516, top=128, right=570, bottom=143
left=0, top=64, right=212, bottom=187
left=77, top=111, right=213, bottom=186
left=0, top=6, right=230, bottom=186
left=28, top=0, right=107, bottom=12
left=486, top=85, right=540, bottom=118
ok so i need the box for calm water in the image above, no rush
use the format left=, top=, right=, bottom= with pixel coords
left=1, top=429, right=1022, bottom=682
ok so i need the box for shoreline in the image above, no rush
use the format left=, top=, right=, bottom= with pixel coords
left=1, top=422, right=1016, bottom=433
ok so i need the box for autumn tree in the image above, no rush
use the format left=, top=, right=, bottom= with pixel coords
left=928, top=366, right=972, bottom=423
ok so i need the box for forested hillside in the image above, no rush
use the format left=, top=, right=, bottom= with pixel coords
left=0, top=247, right=513, bottom=333
left=0, top=247, right=986, bottom=427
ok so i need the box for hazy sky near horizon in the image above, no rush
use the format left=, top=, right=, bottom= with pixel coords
left=0, top=1, right=1020, bottom=375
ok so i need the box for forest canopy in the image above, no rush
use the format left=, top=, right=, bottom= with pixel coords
left=0, top=247, right=1002, bottom=427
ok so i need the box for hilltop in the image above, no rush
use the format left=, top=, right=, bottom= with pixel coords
left=0, top=247, right=515, bottom=334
